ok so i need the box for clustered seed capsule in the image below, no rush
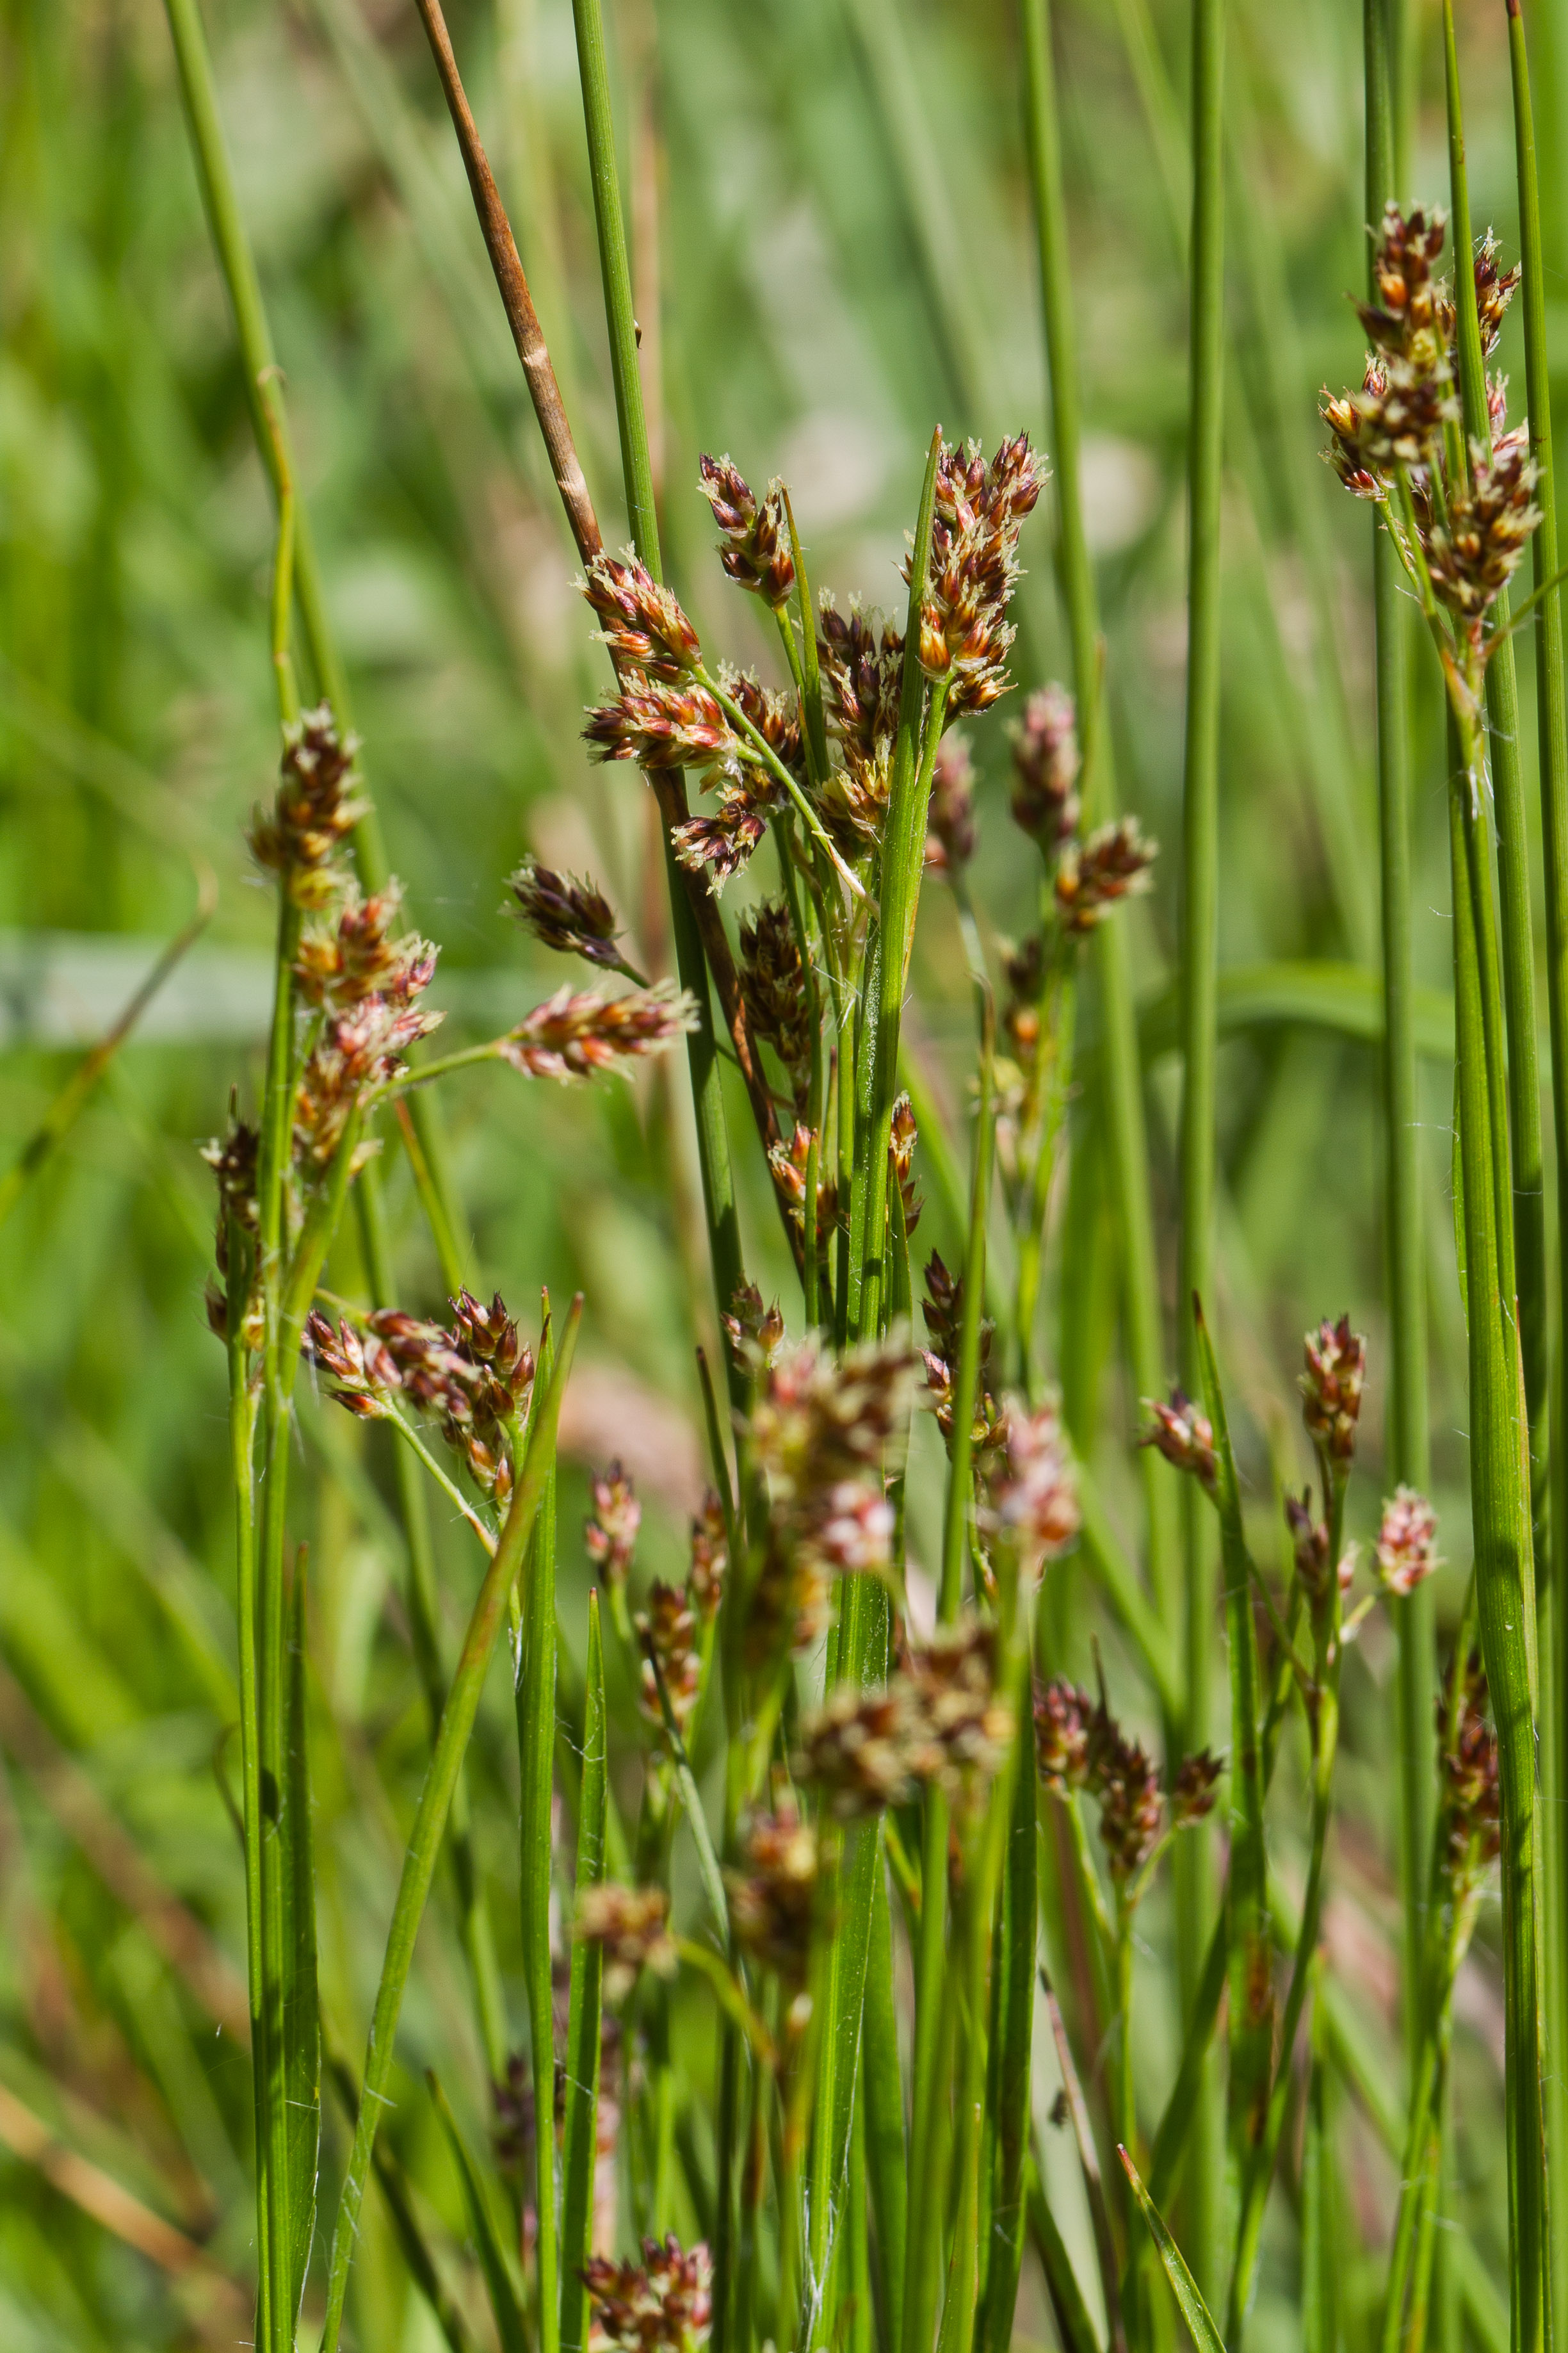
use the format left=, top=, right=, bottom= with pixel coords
left=917, top=434, right=1045, bottom=715
left=727, top=1799, right=818, bottom=1982
left=1053, top=818, right=1158, bottom=932
left=1033, top=1677, right=1219, bottom=1882
left=499, top=982, right=699, bottom=1080
left=919, top=1251, right=1005, bottom=1466
left=699, top=455, right=796, bottom=609
left=573, top=1884, right=677, bottom=2006
left=738, top=900, right=813, bottom=1116
left=508, top=856, right=628, bottom=972
left=796, top=1618, right=1014, bottom=1818
left=303, top=1289, right=536, bottom=1505
left=581, top=2235, right=714, bottom=2353
left=925, top=731, right=977, bottom=875
left=585, top=1461, right=642, bottom=1588
left=1010, top=685, right=1079, bottom=852
left=1375, top=1485, right=1439, bottom=1597
left=1140, top=1388, right=1218, bottom=1494
left=1300, top=1313, right=1366, bottom=1465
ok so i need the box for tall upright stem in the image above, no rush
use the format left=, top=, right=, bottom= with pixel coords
left=1175, top=0, right=1227, bottom=2297
left=1505, top=0, right=1568, bottom=2333
left=1364, top=0, right=1433, bottom=2090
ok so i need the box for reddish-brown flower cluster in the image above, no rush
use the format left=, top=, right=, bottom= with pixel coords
left=499, top=982, right=697, bottom=1081
left=583, top=551, right=703, bottom=680
left=573, top=1884, right=677, bottom=2006
left=925, top=731, right=976, bottom=876
left=295, top=880, right=438, bottom=1013
left=814, top=599, right=905, bottom=854
left=1033, top=1678, right=1215, bottom=1884
left=294, top=992, right=443, bottom=1168
left=722, top=1280, right=786, bottom=1373
left=200, top=1114, right=262, bottom=1346
left=738, top=899, right=812, bottom=1115
left=767, top=1123, right=840, bottom=1251
left=1375, top=1485, right=1439, bottom=1597
left=698, top=456, right=795, bottom=609
left=688, top=1490, right=728, bottom=1619
left=509, top=858, right=629, bottom=973
left=1423, top=439, right=1541, bottom=622
left=1438, top=1650, right=1501, bottom=1876
left=1284, top=1488, right=1355, bottom=1604
left=1010, top=685, right=1079, bottom=852
left=585, top=1461, right=642, bottom=1588
left=919, top=1251, right=1005, bottom=1466
left=727, top=1798, right=818, bottom=1981
left=1140, top=1388, right=1218, bottom=1495
left=748, top=1328, right=914, bottom=1584
left=889, top=1093, right=921, bottom=1237
left=798, top=1618, right=1014, bottom=1818
left=303, top=1289, right=536, bottom=1504
left=248, top=706, right=368, bottom=906
left=979, top=1395, right=1080, bottom=1572
left=1300, top=1314, right=1367, bottom=1465
left=581, top=2235, right=713, bottom=2353
left=917, top=434, right=1044, bottom=717
left=1354, top=202, right=1448, bottom=368
left=1053, top=818, right=1157, bottom=933
left=637, top=1579, right=701, bottom=1742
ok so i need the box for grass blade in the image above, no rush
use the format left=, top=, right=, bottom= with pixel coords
left=320, top=1297, right=583, bottom=2353
left=560, top=1591, right=607, bottom=2353
left=1119, top=2146, right=1225, bottom=2353
left=861, top=1860, right=905, bottom=2353
left=977, top=1705, right=1037, bottom=2353
left=519, top=1304, right=561, bottom=2353
left=281, top=1565, right=319, bottom=2329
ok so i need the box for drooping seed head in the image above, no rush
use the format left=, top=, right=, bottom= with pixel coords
left=499, top=982, right=698, bottom=1081
left=508, top=857, right=627, bottom=972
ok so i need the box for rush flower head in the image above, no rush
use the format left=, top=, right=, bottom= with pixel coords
left=573, top=1884, right=677, bottom=2005
left=499, top=982, right=698, bottom=1080
left=889, top=1093, right=921, bottom=1237
left=722, top=1280, right=786, bottom=1373
left=698, top=456, right=796, bottom=609
left=1321, top=355, right=1456, bottom=482
left=248, top=704, right=368, bottom=904
left=1423, top=438, right=1542, bottom=624
left=816, top=598, right=904, bottom=852
left=293, top=993, right=442, bottom=1167
left=302, top=1310, right=404, bottom=1418
left=1010, top=685, right=1079, bottom=850
left=1033, top=1678, right=1095, bottom=1793
left=725, top=667, right=805, bottom=777
left=355, top=1294, right=535, bottom=1502
left=1471, top=232, right=1522, bottom=357
left=728, top=1799, right=818, bottom=1981
left=688, top=1490, right=728, bottom=1618
left=744, top=1527, right=834, bottom=1666
left=1283, top=1487, right=1354, bottom=1602
left=980, top=1394, right=1080, bottom=1570
left=581, top=551, right=702, bottom=681
left=748, top=1330, right=917, bottom=1503
left=295, top=879, right=438, bottom=1011
left=1170, top=1748, right=1224, bottom=1827
left=797, top=1616, right=1012, bottom=1818
left=202, top=1112, right=262, bottom=1346
left=1355, top=202, right=1448, bottom=369
left=1439, top=1651, right=1501, bottom=1875
left=508, top=858, right=627, bottom=972
left=637, top=1579, right=700, bottom=1741
left=672, top=773, right=782, bottom=890
left=582, top=2235, right=713, bottom=2353
left=738, top=899, right=812, bottom=1114
left=1375, top=1485, right=1440, bottom=1597
left=585, top=1461, right=642, bottom=1587
left=1140, top=1388, right=1217, bottom=1494
left=1001, top=935, right=1044, bottom=1066
left=1054, top=818, right=1157, bottom=932
left=917, top=433, right=1044, bottom=715
left=584, top=675, right=737, bottom=773
left=925, top=731, right=976, bottom=875
left=1301, top=1313, right=1367, bottom=1464
left=1094, top=1718, right=1163, bottom=1883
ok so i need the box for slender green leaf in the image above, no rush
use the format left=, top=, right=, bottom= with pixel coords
left=1118, top=2148, right=1225, bottom=2353
left=281, top=1566, right=319, bottom=2328
left=977, top=1704, right=1037, bottom=2353
left=861, top=1863, right=905, bottom=2353
left=1026, top=2156, right=1102, bottom=2353
left=519, top=1306, right=561, bottom=2353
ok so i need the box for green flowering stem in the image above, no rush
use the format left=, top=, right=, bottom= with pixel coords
left=1014, top=954, right=1078, bottom=1397
left=319, top=1299, right=583, bottom=2353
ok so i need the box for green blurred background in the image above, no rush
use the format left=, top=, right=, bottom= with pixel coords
left=0, top=0, right=1547, bottom=2340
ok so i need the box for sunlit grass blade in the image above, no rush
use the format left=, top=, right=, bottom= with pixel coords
left=560, top=1590, right=607, bottom=2353
left=428, top=2071, right=529, bottom=2353
left=1119, top=2147, right=1225, bottom=2353
left=320, top=1297, right=583, bottom=2353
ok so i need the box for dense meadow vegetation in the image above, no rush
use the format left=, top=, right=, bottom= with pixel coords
left=1, top=0, right=1565, bottom=2347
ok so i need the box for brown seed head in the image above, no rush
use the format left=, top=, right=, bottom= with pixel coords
left=699, top=456, right=796, bottom=609
left=688, top=1490, right=728, bottom=1618
left=889, top=1091, right=921, bottom=1237
left=638, top=1579, right=701, bottom=1741
left=293, top=994, right=442, bottom=1167
left=1170, top=1748, right=1224, bottom=1828
left=1140, top=1388, right=1218, bottom=1494
left=582, top=553, right=702, bottom=681
left=1033, top=1678, right=1095, bottom=1793
left=738, top=899, right=812, bottom=1114
left=582, top=2235, right=713, bottom=2353
left=1375, top=1485, right=1440, bottom=1597
left=500, top=982, right=698, bottom=1081
left=722, top=1280, right=786, bottom=1374
left=1054, top=817, right=1157, bottom=933
left=302, top=1310, right=404, bottom=1419
left=1438, top=1650, right=1501, bottom=1873
left=295, top=880, right=437, bottom=1011
left=1425, top=437, right=1542, bottom=623
left=508, top=858, right=627, bottom=972
left=672, top=775, right=781, bottom=890
left=980, top=1394, right=1080, bottom=1570
left=584, top=676, right=737, bottom=772
left=1355, top=202, right=1448, bottom=370
left=1010, top=685, right=1080, bottom=849
left=917, top=434, right=1044, bottom=715
left=248, top=705, right=368, bottom=905
left=586, top=1460, right=641, bottom=1588
left=748, top=1330, right=917, bottom=1501
left=797, top=1616, right=1012, bottom=1818
left=1300, top=1313, right=1367, bottom=1463
left=767, top=1123, right=841, bottom=1250
left=728, top=1799, right=818, bottom=1982
left=573, top=1884, right=677, bottom=2006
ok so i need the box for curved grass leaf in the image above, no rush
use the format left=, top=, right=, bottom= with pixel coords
left=1118, top=2147, right=1225, bottom=2353
left=428, top=2071, right=528, bottom=2353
